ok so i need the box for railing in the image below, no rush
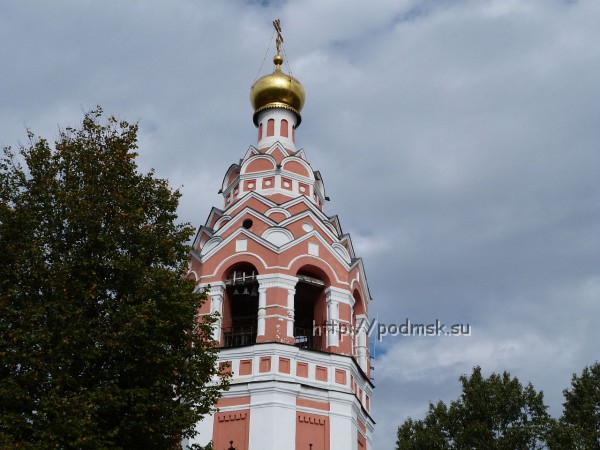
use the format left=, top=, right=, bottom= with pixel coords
left=294, top=327, right=322, bottom=351
left=223, top=326, right=256, bottom=348
left=226, top=270, right=257, bottom=285
left=221, top=325, right=323, bottom=350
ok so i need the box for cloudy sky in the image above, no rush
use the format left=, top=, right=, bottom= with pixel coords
left=2, top=0, right=599, bottom=447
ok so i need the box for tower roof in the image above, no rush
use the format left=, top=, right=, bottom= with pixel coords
left=250, top=21, right=305, bottom=126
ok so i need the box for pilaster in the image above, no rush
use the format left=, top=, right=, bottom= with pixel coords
left=196, top=282, right=226, bottom=343
left=355, top=314, right=369, bottom=374
left=325, top=287, right=353, bottom=349
left=256, top=274, right=298, bottom=344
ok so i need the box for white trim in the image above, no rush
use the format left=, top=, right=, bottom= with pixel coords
left=213, top=215, right=232, bottom=231
left=216, top=343, right=374, bottom=397
left=332, top=242, right=352, bottom=264
left=221, top=163, right=241, bottom=194
left=215, top=207, right=277, bottom=237
left=199, top=236, right=223, bottom=257
left=280, top=155, right=315, bottom=180
left=264, top=206, right=291, bottom=219
left=240, top=153, right=277, bottom=174
left=209, top=251, right=269, bottom=277
left=222, top=191, right=278, bottom=217
left=200, top=228, right=354, bottom=283
left=261, top=227, right=295, bottom=247
left=241, top=145, right=260, bottom=161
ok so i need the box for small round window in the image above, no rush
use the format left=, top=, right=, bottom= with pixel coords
left=242, top=219, right=253, bottom=230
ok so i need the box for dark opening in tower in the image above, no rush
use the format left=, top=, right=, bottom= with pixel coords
left=294, top=267, right=328, bottom=351
left=223, top=263, right=259, bottom=347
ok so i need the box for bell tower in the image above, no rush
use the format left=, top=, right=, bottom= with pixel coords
left=185, top=21, right=374, bottom=450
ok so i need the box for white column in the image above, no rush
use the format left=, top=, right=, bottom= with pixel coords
left=326, top=289, right=340, bottom=348
left=355, top=314, right=369, bottom=373
left=257, top=285, right=267, bottom=337
left=329, top=392, right=356, bottom=450
left=208, top=283, right=225, bottom=342
left=325, top=287, right=355, bottom=349
left=286, top=285, right=296, bottom=339
left=366, top=421, right=375, bottom=450
left=256, top=274, right=298, bottom=340
left=184, top=412, right=214, bottom=449
left=248, top=383, right=297, bottom=450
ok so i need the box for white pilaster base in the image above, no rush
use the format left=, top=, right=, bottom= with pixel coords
left=248, top=384, right=297, bottom=450
left=184, top=412, right=214, bottom=449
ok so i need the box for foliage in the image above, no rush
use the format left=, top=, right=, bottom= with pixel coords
left=396, top=366, right=551, bottom=450
left=548, top=362, right=600, bottom=449
left=0, top=109, right=225, bottom=449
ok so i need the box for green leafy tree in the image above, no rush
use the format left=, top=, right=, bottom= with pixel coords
left=395, top=402, right=452, bottom=450
left=549, top=362, right=600, bottom=449
left=396, top=366, right=552, bottom=450
left=0, top=109, right=225, bottom=449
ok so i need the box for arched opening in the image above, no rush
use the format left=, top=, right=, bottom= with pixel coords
left=222, top=262, right=259, bottom=347
left=293, top=265, right=330, bottom=351
left=258, top=123, right=263, bottom=141
left=266, top=118, right=275, bottom=137
left=280, top=119, right=289, bottom=137
left=353, top=289, right=365, bottom=316
left=292, top=125, right=296, bottom=143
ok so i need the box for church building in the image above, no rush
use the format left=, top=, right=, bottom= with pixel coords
left=185, top=22, right=374, bottom=450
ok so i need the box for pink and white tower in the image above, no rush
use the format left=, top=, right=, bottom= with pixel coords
left=186, top=24, right=374, bottom=450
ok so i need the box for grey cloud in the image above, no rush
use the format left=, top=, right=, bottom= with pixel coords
left=1, top=0, right=599, bottom=448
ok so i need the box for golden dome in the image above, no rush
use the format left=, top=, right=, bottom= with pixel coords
left=250, top=54, right=305, bottom=126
